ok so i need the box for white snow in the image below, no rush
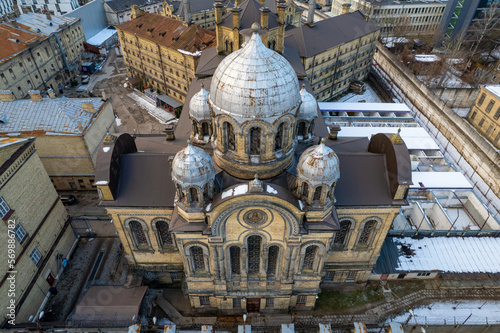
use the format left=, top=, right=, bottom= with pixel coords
left=267, top=185, right=278, bottom=194
left=233, top=184, right=248, bottom=195
left=127, top=92, right=175, bottom=124
left=336, top=83, right=383, bottom=103
left=115, top=117, right=122, bottom=126
left=319, top=102, right=411, bottom=113
left=485, top=85, right=500, bottom=99
left=410, top=172, right=473, bottom=189
left=205, top=203, right=212, bottom=211
left=389, top=301, right=500, bottom=325
left=414, top=54, right=441, bottom=62
left=177, top=49, right=202, bottom=57
left=95, top=180, right=108, bottom=185
left=221, top=188, right=233, bottom=199
left=103, top=147, right=110, bottom=153
left=393, top=237, right=500, bottom=273
left=87, top=27, right=117, bottom=47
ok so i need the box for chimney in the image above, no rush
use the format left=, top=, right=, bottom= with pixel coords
left=232, top=7, right=241, bottom=30
left=182, top=0, right=191, bottom=25
left=0, top=90, right=15, bottom=101
left=164, top=125, right=175, bottom=140
left=260, top=7, right=270, bottom=30
left=22, top=6, right=32, bottom=14
left=82, top=100, right=96, bottom=113
left=102, top=91, right=107, bottom=101
left=10, top=20, right=18, bottom=29
left=130, top=5, right=143, bottom=19
left=276, top=0, right=286, bottom=25
left=28, top=90, right=42, bottom=101
left=341, top=3, right=351, bottom=14
left=45, top=11, right=52, bottom=20
left=235, top=0, right=241, bottom=7
left=47, top=88, right=56, bottom=98
left=306, top=0, right=316, bottom=25
left=214, top=0, right=224, bottom=25
left=328, top=124, right=341, bottom=140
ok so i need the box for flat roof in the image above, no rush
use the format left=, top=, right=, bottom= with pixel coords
left=319, top=102, right=411, bottom=112
left=375, top=237, right=500, bottom=274
left=337, top=127, right=440, bottom=150
left=411, top=172, right=472, bottom=189
left=0, top=97, right=105, bottom=135
left=86, top=27, right=117, bottom=47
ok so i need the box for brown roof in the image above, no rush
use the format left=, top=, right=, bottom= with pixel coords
left=115, top=13, right=216, bottom=54
left=0, top=24, right=41, bottom=63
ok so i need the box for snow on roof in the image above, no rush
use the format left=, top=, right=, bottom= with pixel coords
left=410, top=172, right=473, bottom=189
left=414, top=54, right=441, bottom=62
left=485, top=85, right=500, bottom=99
left=338, top=127, right=440, bottom=150
left=86, top=27, right=117, bottom=47
left=15, top=13, right=78, bottom=36
left=319, top=102, right=411, bottom=112
left=389, top=237, right=500, bottom=273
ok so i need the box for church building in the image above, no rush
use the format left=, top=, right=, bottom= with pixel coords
left=95, top=24, right=411, bottom=312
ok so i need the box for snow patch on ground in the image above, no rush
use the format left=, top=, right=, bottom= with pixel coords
left=127, top=92, right=175, bottom=124
left=335, top=84, right=383, bottom=103
left=115, top=117, right=122, bottom=126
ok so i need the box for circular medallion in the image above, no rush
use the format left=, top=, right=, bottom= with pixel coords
left=243, top=209, right=268, bottom=225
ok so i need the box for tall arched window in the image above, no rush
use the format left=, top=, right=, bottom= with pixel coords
left=202, top=122, right=209, bottom=136
left=333, top=220, right=351, bottom=248
left=203, top=183, right=209, bottom=199
left=301, top=182, right=310, bottom=199
left=310, top=119, right=315, bottom=135
left=358, top=220, right=376, bottom=245
left=267, top=246, right=279, bottom=277
left=274, top=123, right=284, bottom=151
left=156, top=220, right=173, bottom=247
left=129, top=221, right=148, bottom=247
left=249, top=127, right=261, bottom=155
left=297, top=122, right=306, bottom=137
left=303, top=245, right=318, bottom=271
left=230, top=246, right=240, bottom=275
left=223, top=122, right=235, bottom=151
left=176, top=184, right=184, bottom=201
left=247, top=235, right=261, bottom=275
left=313, top=186, right=322, bottom=202
left=190, top=246, right=205, bottom=271
left=192, top=120, right=198, bottom=136
left=189, top=188, right=198, bottom=203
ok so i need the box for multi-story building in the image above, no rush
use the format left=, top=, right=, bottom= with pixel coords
left=0, top=11, right=85, bottom=98
left=96, top=24, right=411, bottom=312
left=0, top=90, right=116, bottom=190
left=18, top=0, right=79, bottom=15
left=116, top=7, right=216, bottom=104
left=332, top=0, right=447, bottom=37
left=0, top=137, right=76, bottom=324
left=0, top=0, right=15, bottom=21
left=285, top=10, right=380, bottom=101
left=103, top=0, right=164, bottom=26
left=467, top=85, right=500, bottom=149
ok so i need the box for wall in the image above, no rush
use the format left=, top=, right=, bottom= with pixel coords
left=65, top=0, right=108, bottom=40
left=431, top=87, right=480, bottom=109
left=373, top=43, right=500, bottom=222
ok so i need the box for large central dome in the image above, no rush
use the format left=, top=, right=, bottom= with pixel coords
left=209, top=25, right=300, bottom=121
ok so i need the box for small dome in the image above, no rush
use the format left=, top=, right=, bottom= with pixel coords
left=209, top=24, right=300, bottom=122
left=172, top=141, right=215, bottom=187
left=298, top=84, right=318, bottom=121
left=189, top=84, right=211, bottom=121
left=297, top=140, right=340, bottom=187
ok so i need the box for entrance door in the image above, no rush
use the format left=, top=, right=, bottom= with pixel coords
left=246, top=298, right=260, bottom=313
left=46, top=272, right=55, bottom=286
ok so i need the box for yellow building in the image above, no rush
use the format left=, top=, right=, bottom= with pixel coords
left=468, top=85, right=500, bottom=149
left=0, top=12, right=86, bottom=99
left=0, top=138, right=76, bottom=324
left=0, top=90, right=116, bottom=190
left=96, top=25, right=411, bottom=312
left=116, top=8, right=216, bottom=104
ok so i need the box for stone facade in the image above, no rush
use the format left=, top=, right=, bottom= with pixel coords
left=0, top=138, right=76, bottom=324
left=104, top=0, right=163, bottom=26
left=0, top=12, right=85, bottom=99
left=468, top=86, right=500, bottom=149
left=116, top=9, right=216, bottom=104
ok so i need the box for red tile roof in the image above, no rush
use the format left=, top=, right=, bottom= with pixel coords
left=0, top=24, right=41, bottom=63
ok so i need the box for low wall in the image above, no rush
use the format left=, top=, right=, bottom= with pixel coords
left=431, top=87, right=479, bottom=109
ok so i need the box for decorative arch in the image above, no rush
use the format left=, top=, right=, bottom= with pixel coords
left=151, top=217, right=175, bottom=250
left=211, top=201, right=300, bottom=238
left=298, top=241, right=326, bottom=274
left=356, top=217, right=383, bottom=248
left=124, top=217, right=152, bottom=250
left=184, top=242, right=210, bottom=274
left=331, top=217, right=356, bottom=250
left=266, top=244, right=283, bottom=278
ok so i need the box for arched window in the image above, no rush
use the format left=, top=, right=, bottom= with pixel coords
left=176, top=184, right=184, bottom=201
left=203, top=183, right=209, bottom=199
left=358, top=220, right=376, bottom=245
left=310, top=119, right=315, bottom=135
left=313, top=186, right=322, bottom=202
left=333, top=220, right=351, bottom=247
left=230, top=246, right=240, bottom=275
left=301, top=182, right=310, bottom=199
left=192, top=120, right=198, bottom=136
left=201, top=122, right=209, bottom=136
left=230, top=41, right=233, bottom=52
left=249, top=127, right=261, bottom=155
left=223, top=122, right=235, bottom=151
left=190, top=246, right=205, bottom=271
left=274, top=123, right=284, bottom=151
left=247, top=235, right=261, bottom=275
left=303, top=245, right=318, bottom=271
left=297, top=122, right=306, bottom=137
left=267, top=246, right=279, bottom=277
left=190, top=188, right=198, bottom=203
left=225, top=39, right=229, bottom=52
left=156, top=220, right=173, bottom=247
left=129, top=221, right=148, bottom=247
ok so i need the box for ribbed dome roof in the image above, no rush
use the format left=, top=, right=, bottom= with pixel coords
left=209, top=24, right=300, bottom=122
left=189, top=84, right=211, bottom=121
left=297, top=140, right=340, bottom=187
left=298, top=84, right=318, bottom=121
left=172, top=142, right=215, bottom=187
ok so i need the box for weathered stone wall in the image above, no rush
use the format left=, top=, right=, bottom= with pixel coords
left=373, top=42, right=500, bottom=221
left=431, top=87, right=480, bottom=109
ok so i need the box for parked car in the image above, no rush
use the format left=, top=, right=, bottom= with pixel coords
left=60, top=194, right=78, bottom=205
left=81, top=75, right=90, bottom=84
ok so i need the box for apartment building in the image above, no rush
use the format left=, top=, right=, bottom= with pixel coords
left=0, top=11, right=85, bottom=99
left=116, top=7, right=216, bottom=104
left=18, top=0, right=79, bottom=15
left=104, top=0, right=164, bottom=26
left=468, top=85, right=500, bottom=149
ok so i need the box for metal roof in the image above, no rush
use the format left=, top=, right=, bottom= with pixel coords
left=15, top=12, right=79, bottom=36
left=0, top=97, right=105, bottom=135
